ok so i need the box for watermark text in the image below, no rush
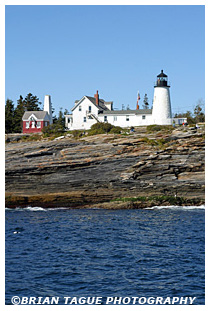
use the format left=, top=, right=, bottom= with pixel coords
left=11, top=295, right=197, bottom=305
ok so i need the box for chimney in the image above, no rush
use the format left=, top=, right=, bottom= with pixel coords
left=44, top=95, right=53, bottom=124
left=94, top=90, right=99, bottom=106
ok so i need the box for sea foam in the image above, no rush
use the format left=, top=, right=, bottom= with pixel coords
left=145, top=205, right=205, bottom=210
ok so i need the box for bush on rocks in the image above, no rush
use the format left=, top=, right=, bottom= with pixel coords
left=42, top=124, right=65, bottom=137
left=147, top=124, right=174, bottom=133
left=88, top=123, right=123, bottom=135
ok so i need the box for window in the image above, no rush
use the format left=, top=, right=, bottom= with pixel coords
left=104, top=116, right=107, bottom=122
left=45, top=121, right=49, bottom=127
left=84, top=117, right=86, bottom=122
left=142, top=115, right=146, bottom=120
left=26, top=122, right=29, bottom=129
left=126, top=115, right=129, bottom=121
left=88, top=106, right=92, bottom=113
left=37, top=121, right=41, bottom=128
left=113, top=116, right=117, bottom=121
left=79, top=106, right=82, bottom=111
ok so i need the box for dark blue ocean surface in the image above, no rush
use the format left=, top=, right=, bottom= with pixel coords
left=5, top=206, right=205, bottom=305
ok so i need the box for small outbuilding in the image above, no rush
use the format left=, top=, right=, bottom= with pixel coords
left=22, top=95, right=53, bottom=134
left=22, top=111, right=51, bottom=134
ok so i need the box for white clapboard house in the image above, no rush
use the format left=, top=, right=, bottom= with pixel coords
left=65, top=71, right=187, bottom=130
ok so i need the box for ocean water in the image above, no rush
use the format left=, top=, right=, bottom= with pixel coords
left=5, top=206, right=205, bottom=305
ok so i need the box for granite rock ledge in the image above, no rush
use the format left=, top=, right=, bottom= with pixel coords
left=5, top=127, right=205, bottom=208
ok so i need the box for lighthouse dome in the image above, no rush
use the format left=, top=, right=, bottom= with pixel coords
left=155, top=70, right=169, bottom=87
left=157, top=69, right=168, bottom=78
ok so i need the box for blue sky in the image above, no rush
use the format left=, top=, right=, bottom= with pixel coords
left=5, top=5, right=205, bottom=116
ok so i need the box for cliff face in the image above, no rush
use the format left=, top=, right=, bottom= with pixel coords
left=5, top=127, right=205, bottom=208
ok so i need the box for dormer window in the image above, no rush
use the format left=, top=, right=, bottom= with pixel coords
left=29, top=116, right=35, bottom=121
left=28, top=115, right=37, bottom=128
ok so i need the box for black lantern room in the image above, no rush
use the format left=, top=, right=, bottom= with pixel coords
left=155, top=70, right=170, bottom=87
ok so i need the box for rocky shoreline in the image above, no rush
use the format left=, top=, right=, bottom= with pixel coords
left=5, top=126, right=205, bottom=209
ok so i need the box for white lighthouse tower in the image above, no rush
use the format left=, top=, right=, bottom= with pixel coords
left=152, top=70, right=172, bottom=125
left=44, top=95, right=53, bottom=124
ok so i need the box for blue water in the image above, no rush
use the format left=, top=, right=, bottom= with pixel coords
left=5, top=206, right=205, bottom=305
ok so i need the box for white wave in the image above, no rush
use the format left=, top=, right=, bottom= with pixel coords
left=25, top=206, right=47, bottom=211
left=5, top=206, right=71, bottom=211
left=46, top=207, right=71, bottom=211
left=11, top=206, right=47, bottom=211
left=145, top=205, right=205, bottom=210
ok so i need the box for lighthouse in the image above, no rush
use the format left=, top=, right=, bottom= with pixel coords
left=44, top=95, right=53, bottom=124
left=152, top=70, right=172, bottom=125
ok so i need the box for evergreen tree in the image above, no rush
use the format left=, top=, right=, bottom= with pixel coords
left=24, top=93, right=41, bottom=111
left=194, top=99, right=205, bottom=123
left=56, top=108, right=65, bottom=129
left=13, top=95, right=25, bottom=133
left=51, top=106, right=58, bottom=124
left=174, top=111, right=195, bottom=124
left=142, top=94, right=149, bottom=109
left=5, top=99, right=15, bottom=133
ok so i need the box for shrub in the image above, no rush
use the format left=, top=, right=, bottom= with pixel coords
left=71, top=130, right=84, bottom=138
left=139, top=137, right=167, bottom=147
left=156, top=138, right=167, bottom=146
left=140, top=137, right=157, bottom=145
left=109, top=126, right=122, bottom=134
left=88, top=122, right=123, bottom=136
left=147, top=124, right=174, bottom=133
left=88, top=128, right=105, bottom=136
left=91, top=122, right=113, bottom=133
left=42, top=124, right=65, bottom=137
left=21, top=134, right=41, bottom=141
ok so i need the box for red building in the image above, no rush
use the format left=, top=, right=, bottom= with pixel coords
left=22, top=111, right=51, bottom=134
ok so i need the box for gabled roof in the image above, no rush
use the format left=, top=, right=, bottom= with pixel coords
left=72, top=96, right=109, bottom=112
left=22, top=111, right=49, bottom=121
left=86, top=96, right=109, bottom=111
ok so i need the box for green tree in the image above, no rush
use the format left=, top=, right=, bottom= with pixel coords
left=64, top=108, right=69, bottom=115
left=12, top=93, right=42, bottom=132
left=142, top=94, right=149, bottom=109
left=5, top=99, right=15, bottom=133
left=185, top=111, right=195, bottom=124
left=194, top=99, right=205, bottom=123
left=174, top=111, right=195, bottom=124
left=42, top=108, right=67, bottom=136
left=42, top=123, right=65, bottom=137
left=24, top=93, right=41, bottom=111
left=50, top=106, right=57, bottom=124
left=55, top=108, right=65, bottom=129
left=13, top=95, right=25, bottom=133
